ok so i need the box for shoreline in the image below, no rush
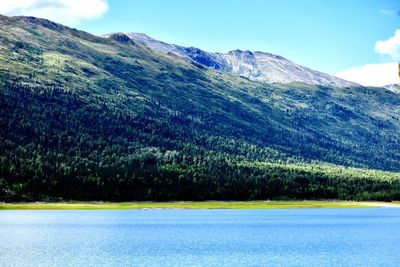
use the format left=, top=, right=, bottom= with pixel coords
left=1, top=201, right=400, bottom=210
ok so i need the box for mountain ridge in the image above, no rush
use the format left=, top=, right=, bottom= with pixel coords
left=124, top=32, right=358, bottom=87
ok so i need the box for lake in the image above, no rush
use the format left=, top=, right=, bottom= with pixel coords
left=0, top=208, right=399, bottom=266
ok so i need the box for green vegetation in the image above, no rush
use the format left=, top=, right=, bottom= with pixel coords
left=1, top=201, right=398, bottom=210
left=1, top=15, right=400, bottom=202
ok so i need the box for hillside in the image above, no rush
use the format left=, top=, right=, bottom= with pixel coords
left=1, top=15, right=400, bottom=201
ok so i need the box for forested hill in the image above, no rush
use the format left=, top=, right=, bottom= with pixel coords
left=1, top=15, right=400, bottom=201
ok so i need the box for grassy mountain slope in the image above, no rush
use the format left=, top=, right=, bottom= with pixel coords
left=1, top=15, right=400, bottom=201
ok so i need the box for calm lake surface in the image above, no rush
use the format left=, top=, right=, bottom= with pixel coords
left=1, top=208, right=400, bottom=266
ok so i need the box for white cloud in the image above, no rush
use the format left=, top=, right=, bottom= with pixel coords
left=0, top=0, right=108, bottom=26
left=334, top=62, right=398, bottom=87
left=375, top=29, right=400, bottom=60
left=336, top=29, right=400, bottom=87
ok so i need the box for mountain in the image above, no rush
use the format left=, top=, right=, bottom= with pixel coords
left=1, top=15, right=400, bottom=201
left=125, top=32, right=357, bottom=87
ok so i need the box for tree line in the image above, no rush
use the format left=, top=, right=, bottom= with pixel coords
left=1, top=83, right=400, bottom=201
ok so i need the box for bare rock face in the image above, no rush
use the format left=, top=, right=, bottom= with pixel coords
left=125, top=32, right=357, bottom=87
left=183, top=47, right=224, bottom=70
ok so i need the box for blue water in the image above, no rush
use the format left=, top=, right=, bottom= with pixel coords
left=0, top=209, right=400, bottom=266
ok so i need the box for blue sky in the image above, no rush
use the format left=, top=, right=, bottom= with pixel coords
left=0, top=0, right=399, bottom=86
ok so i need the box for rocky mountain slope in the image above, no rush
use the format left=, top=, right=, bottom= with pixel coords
left=125, top=32, right=357, bottom=87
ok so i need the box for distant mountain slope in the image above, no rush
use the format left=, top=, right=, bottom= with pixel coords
left=1, top=15, right=400, bottom=201
left=125, top=33, right=357, bottom=87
